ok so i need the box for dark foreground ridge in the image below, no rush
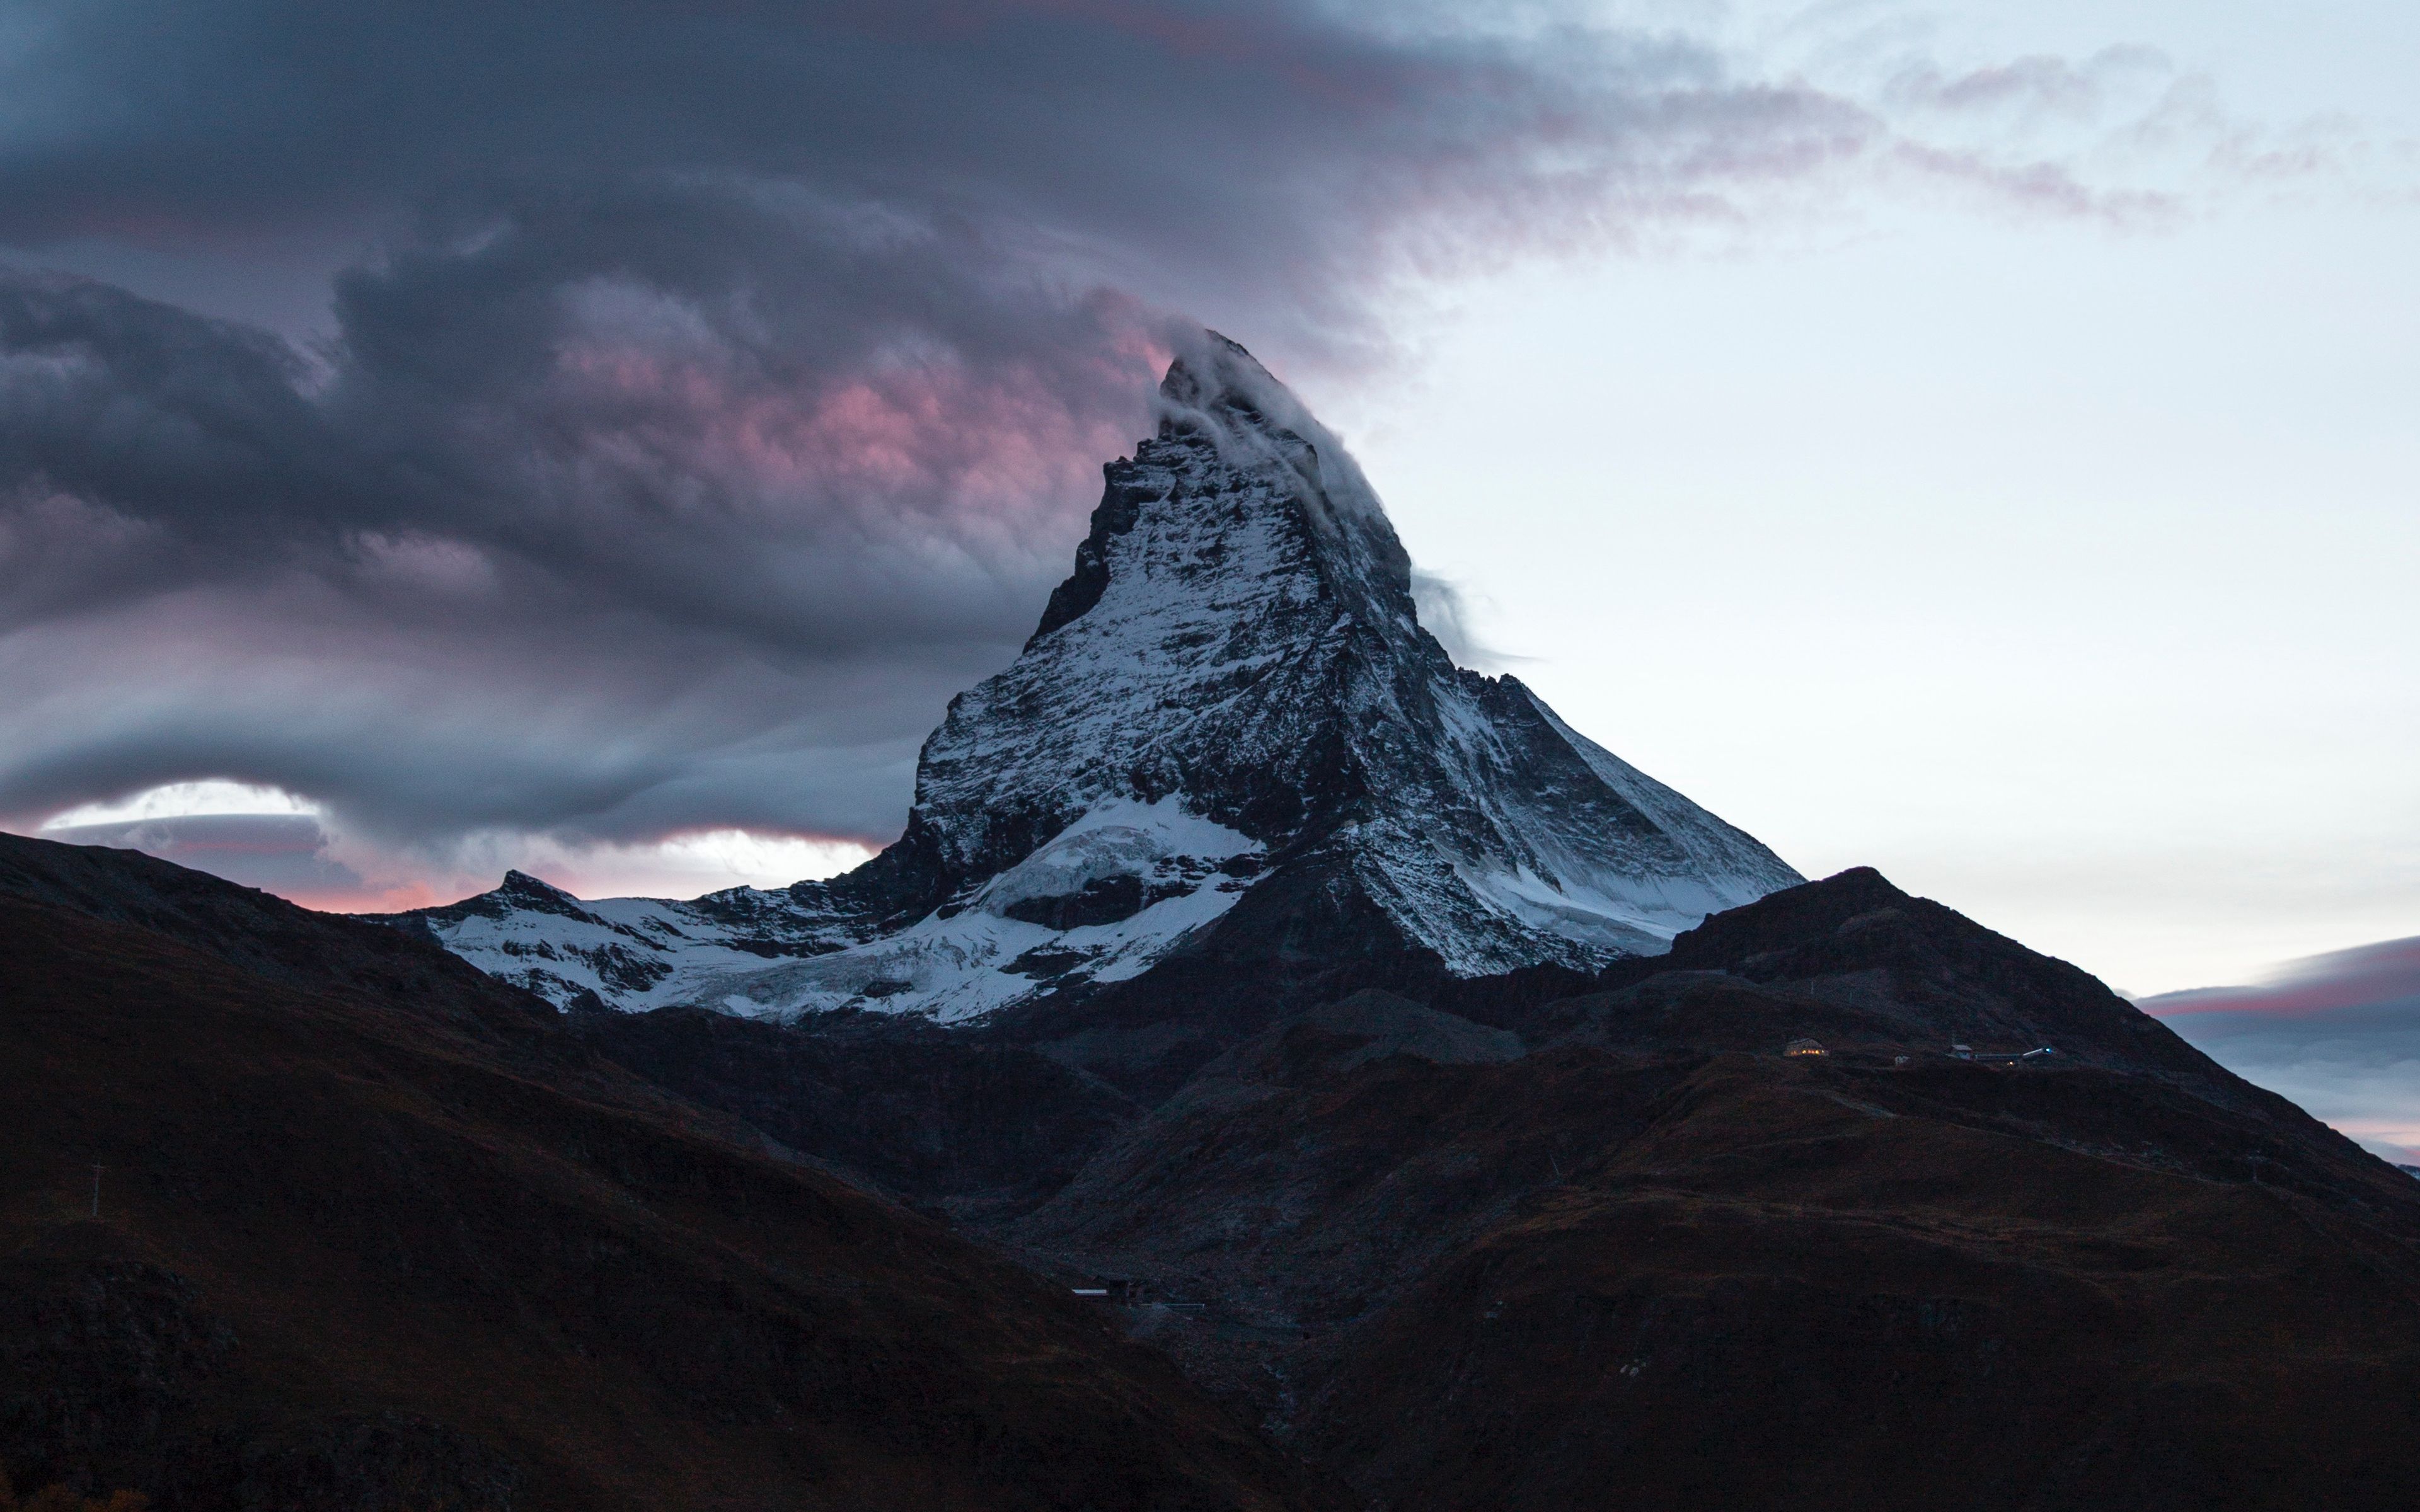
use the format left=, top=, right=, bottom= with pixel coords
left=0, top=832, right=1340, bottom=1512
left=591, top=865, right=2420, bottom=1510
left=11, top=833, right=2420, bottom=1509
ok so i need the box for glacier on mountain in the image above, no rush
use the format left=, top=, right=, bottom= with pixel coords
left=388, top=332, right=1802, bottom=1019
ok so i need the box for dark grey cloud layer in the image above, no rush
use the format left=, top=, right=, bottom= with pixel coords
left=0, top=1, right=2151, bottom=879
left=42, top=813, right=369, bottom=899
left=2148, top=937, right=2420, bottom=1164
left=0, top=3, right=1877, bottom=327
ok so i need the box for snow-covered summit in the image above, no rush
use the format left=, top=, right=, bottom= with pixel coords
left=390, top=333, right=1801, bottom=1018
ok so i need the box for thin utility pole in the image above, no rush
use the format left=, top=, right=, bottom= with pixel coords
left=89, top=1164, right=103, bottom=1219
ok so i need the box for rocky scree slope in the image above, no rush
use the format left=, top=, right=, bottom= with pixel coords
left=389, top=333, right=1797, bottom=1023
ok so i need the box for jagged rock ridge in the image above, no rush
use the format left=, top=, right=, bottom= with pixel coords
left=391, top=333, right=1801, bottom=1019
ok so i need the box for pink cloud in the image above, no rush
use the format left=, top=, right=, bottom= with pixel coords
left=2146, top=936, right=2420, bottom=1021
left=2325, top=1121, right=2420, bottom=1166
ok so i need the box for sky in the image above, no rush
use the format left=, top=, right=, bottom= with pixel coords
left=1, top=3, right=2414, bottom=1143
left=1345, top=1, right=2420, bottom=1002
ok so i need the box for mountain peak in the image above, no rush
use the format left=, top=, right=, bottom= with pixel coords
left=495, top=869, right=589, bottom=912
left=1156, top=328, right=1265, bottom=404
left=1154, top=331, right=1324, bottom=454
left=402, top=329, right=1802, bottom=1019
left=1030, top=333, right=1409, bottom=651
left=1152, top=331, right=1406, bottom=579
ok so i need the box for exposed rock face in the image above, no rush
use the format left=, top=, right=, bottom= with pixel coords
left=902, top=336, right=1798, bottom=966
left=388, top=333, right=1799, bottom=1020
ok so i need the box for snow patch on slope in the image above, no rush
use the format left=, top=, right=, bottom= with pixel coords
left=418, top=798, right=1260, bottom=1022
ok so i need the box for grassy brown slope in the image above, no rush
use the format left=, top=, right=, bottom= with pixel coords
left=1002, top=873, right=2420, bottom=1509
left=563, top=1005, right=1142, bottom=1223
left=1303, top=1048, right=2420, bottom=1511
left=0, top=848, right=1339, bottom=1512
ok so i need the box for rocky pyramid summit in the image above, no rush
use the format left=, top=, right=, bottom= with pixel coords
left=394, top=333, right=1801, bottom=1019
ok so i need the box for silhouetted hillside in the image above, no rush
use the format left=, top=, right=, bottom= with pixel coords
left=993, top=871, right=2420, bottom=1508
left=15, top=833, right=2420, bottom=1508
left=0, top=833, right=1340, bottom=1512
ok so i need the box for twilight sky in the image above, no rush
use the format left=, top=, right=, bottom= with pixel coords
left=3, top=0, right=2416, bottom=1087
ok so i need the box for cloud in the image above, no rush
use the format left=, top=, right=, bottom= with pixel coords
left=1882, top=47, right=2177, bottom=122
left=1408, top=568, right=1530, bottom=673
left=2149, top=936, right=2420, bottom=1021
left=34, top=806, right=877, bottom=913
left=2146, top=937, right=2420, bottom=1164
left=0, top=1, right=2325, bottom=901
left=0, top=188, right=1162, bottom=848
left=40, top=813, right=373, bottom=906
